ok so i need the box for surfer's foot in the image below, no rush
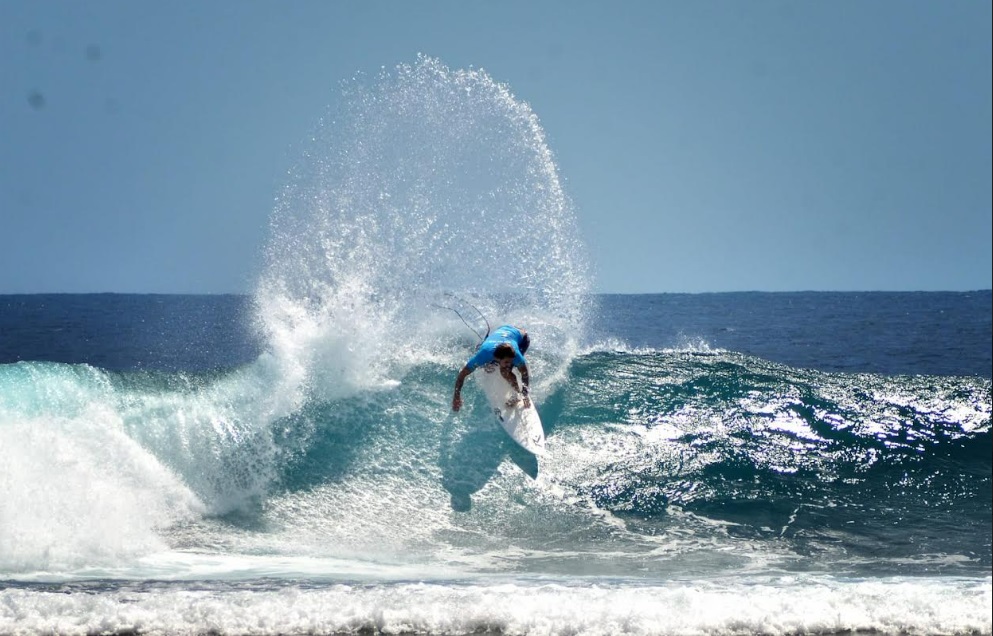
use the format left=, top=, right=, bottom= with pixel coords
left=505, top=397, right=520, bottom=408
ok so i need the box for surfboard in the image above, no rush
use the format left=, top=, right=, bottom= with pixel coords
left=474, top=363, right=546, bottom=456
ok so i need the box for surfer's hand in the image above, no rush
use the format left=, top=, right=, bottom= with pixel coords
left=452, top=394, right=462, bottom=412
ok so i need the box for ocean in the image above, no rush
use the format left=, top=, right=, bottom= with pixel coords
left=2, top=56, right=991, bottom=635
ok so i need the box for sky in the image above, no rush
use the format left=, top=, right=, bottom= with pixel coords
left=1, top=1, right=990, bottom=294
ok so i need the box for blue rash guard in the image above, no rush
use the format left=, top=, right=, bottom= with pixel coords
left=466, top=325, right=527, bottom=370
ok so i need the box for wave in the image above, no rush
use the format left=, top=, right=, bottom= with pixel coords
left=1, top=348, right=988, bottom=579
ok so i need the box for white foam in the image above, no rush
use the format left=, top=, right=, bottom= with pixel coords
left=4, top=551, right=461, bottom=584
left=2, top=576, right=989, bottom=636
left=0, top=407, right=203, bottom=573
left=581, top=337, right=723, bottom=356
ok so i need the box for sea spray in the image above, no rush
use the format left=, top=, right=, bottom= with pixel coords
left=209, top=55, right=600, bottom=563
left=255, top=55, right=592, bottom=403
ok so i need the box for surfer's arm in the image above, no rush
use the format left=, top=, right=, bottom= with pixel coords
left=452, top=365, right=472, bottom=412
left=519, top=363, right=531, bottom=408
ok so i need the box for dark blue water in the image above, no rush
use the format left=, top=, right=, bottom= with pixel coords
left=4, top=291, right=989, bottom=377
left=0, top=294, right=258, bottom=372
left=597, top=291, right=992, bottom=377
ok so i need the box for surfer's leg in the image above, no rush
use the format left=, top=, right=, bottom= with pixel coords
left=500, top=366, right=521, bottom=392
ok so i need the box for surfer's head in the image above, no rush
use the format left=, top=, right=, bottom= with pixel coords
left=494, top=343, right=516, bottom=369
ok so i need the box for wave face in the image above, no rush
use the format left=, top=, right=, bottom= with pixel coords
left=258, top=349, right=993, bottom=578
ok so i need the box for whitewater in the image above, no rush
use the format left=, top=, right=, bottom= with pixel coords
left=1, top=57, right=990, bottom=636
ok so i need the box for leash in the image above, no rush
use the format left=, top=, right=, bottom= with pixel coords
left=431, top=292, right=490, bottom=343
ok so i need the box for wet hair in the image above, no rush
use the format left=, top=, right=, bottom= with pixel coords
left=493, top=343, right=515, bottom=360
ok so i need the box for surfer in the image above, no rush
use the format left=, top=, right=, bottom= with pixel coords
left=451, top=325, right=531, bottom=412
